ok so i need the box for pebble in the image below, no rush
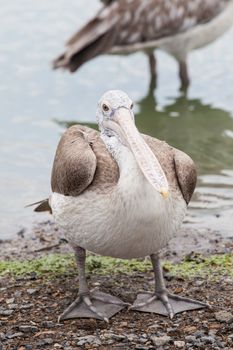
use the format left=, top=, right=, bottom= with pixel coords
left=110, top=334, right=127, bottom=341
left=202, top=335, right=215, bottom=344
left=7, top=332, right=24, bottom=339
left=6, top=298, right=15, bottom=304
left=42, top=320, right=55, bottom=328
left=0, top=342, right=2, bottom=350
left=185, top=335, right=196, bottom=344
left=14, top=291, right=22, bottom=298
left=0, top=309, right=14, bottom=316
left=135, top=346, right=149, bottom=350
left=151, top=335, right=171, bottom=346
left=77, top=335, right=101, bottom=346
left=36, top=338, right=54, bottom=347
left=193, top=330, right=204, bottom=338
left=19, top=325, right=38, bottom=333
left=20, top=303, right=33, bottom=310
left=0, top=333, right=5, bottom=341
left=174, top=340, right=186, bottom=348
left=7, top=304, right=18, bottom=309
left=215, top=311, right=233, bottom=323
left=27, top=288, right=37, bottom=295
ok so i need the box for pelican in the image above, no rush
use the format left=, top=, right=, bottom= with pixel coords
left=35, top=90, right=206, bottom=321
left=53, top=0, right=233, bottom=88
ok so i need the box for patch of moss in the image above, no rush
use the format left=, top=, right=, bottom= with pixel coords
left=164, top=253, right=233, bottom=279
left=0, top=253, right=232, bottom=280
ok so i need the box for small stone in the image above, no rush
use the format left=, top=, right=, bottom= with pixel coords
left=193, top=331, right=204, bottom=338
left=8, top=304, right=18, bottom=309
left=120, top=321, right=128, bottom=327
left=6, top=298, right=15, bottom=304
left=151, top=335, right=171, bottom=347
left=185, top=335, right=196, bottom=344
left=19, top=325, right=38, bottom=333
left=14, top=291, right=22, bottom=298
left=127, top=333, right=138, bottom=341
left=135, top=346, right=149, bottom=350
left=36, top=338, right=54, bottom=347
left=0, top=342, right=3, bottom=350
left=27, top=288, right=37, bottom=295
left=42, top=321, right=55, bottom=328
left=77, top=335, right=101, bottom=346
left=215, top=311, right=233, bottom=323
left=174, top=340, right=186, bottom=348
left=202, top=336, right=215, bottom=344
left=7, top=332, right=24, bottom=339
left=20, top=304, right=33, bottom=310
left=110, top=334, right=126, bottom=341
left=0, top=333, right=5, bottom=341
left=0, top=309, right=14, bottom=316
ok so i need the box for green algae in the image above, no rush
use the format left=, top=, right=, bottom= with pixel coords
left=0, top=253, right=232, bottom=280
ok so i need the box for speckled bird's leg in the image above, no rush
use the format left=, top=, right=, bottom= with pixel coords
left=148, top=52, right=157, bottom=80
left=179, top=60, right=190, bottom=91
left=131, top=253, right=207, bottom=318
left=58, top=246, right=128, bottom=322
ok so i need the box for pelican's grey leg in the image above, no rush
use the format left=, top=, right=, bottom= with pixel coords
left=131, top=253, right=207, bottom=318
left=179, top=60, right=190, bottom=90
left=59, top=246, right=128, bottom=322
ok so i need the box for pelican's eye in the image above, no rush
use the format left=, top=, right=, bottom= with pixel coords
left=102, top=103, right=110, bottom=112
left=130, top=102, right=134, bottom=109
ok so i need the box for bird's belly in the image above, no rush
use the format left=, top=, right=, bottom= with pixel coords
left=51, top=181, right=186, bottom=259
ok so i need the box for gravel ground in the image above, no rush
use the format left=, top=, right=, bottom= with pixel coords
left=0, top=272, right=233, bottom=349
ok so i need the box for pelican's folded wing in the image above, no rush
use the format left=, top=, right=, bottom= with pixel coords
left=173, top=149, right=197, bottom=205
left=143, top=133, right=196, bottom=204
left=51, top=125, right=119, bottom=197
left=51, top=125, right=97, bottom=196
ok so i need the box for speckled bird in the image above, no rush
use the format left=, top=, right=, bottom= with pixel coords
left=53, top=0, right=233, bottom=88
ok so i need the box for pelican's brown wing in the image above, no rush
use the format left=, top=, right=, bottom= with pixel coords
left=51, top=125, right=119, bottom=196
left=143, top=134, right=196, bottom=204
left=173, top=148, right=197, bottom=204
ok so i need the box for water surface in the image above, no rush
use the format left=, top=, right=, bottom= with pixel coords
left=0, top=0, right=233, bottom=239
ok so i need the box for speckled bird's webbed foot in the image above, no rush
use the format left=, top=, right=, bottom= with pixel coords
left=59, top=290, right=128, bottom=322
left=131, top=291, right=207, bottom=318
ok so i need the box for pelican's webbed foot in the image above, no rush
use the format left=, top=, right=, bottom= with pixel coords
left=59, top=246, right=128, bottom=322
left=59, top=290, right=128, bottom=322
left=131, top=291, right=207, bottom=318
left=131, top=253, right=207, bottom=318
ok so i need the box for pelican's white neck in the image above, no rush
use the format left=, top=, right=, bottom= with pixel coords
left=101, top=131, right=141, bottom=178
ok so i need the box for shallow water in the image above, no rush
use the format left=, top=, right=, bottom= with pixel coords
left=0, top=0, right=233, bottom=239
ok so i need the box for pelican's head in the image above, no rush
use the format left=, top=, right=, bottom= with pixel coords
left=97, top=90, right=169, bottom=198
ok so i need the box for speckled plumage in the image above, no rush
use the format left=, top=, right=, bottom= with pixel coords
left=53, top=0, right=233, bottom=72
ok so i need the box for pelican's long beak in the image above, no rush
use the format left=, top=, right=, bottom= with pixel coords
left=105, top=107, right=169, bottom=198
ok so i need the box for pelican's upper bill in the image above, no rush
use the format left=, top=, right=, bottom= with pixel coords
left=97, top=90, right=169, bottom=197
